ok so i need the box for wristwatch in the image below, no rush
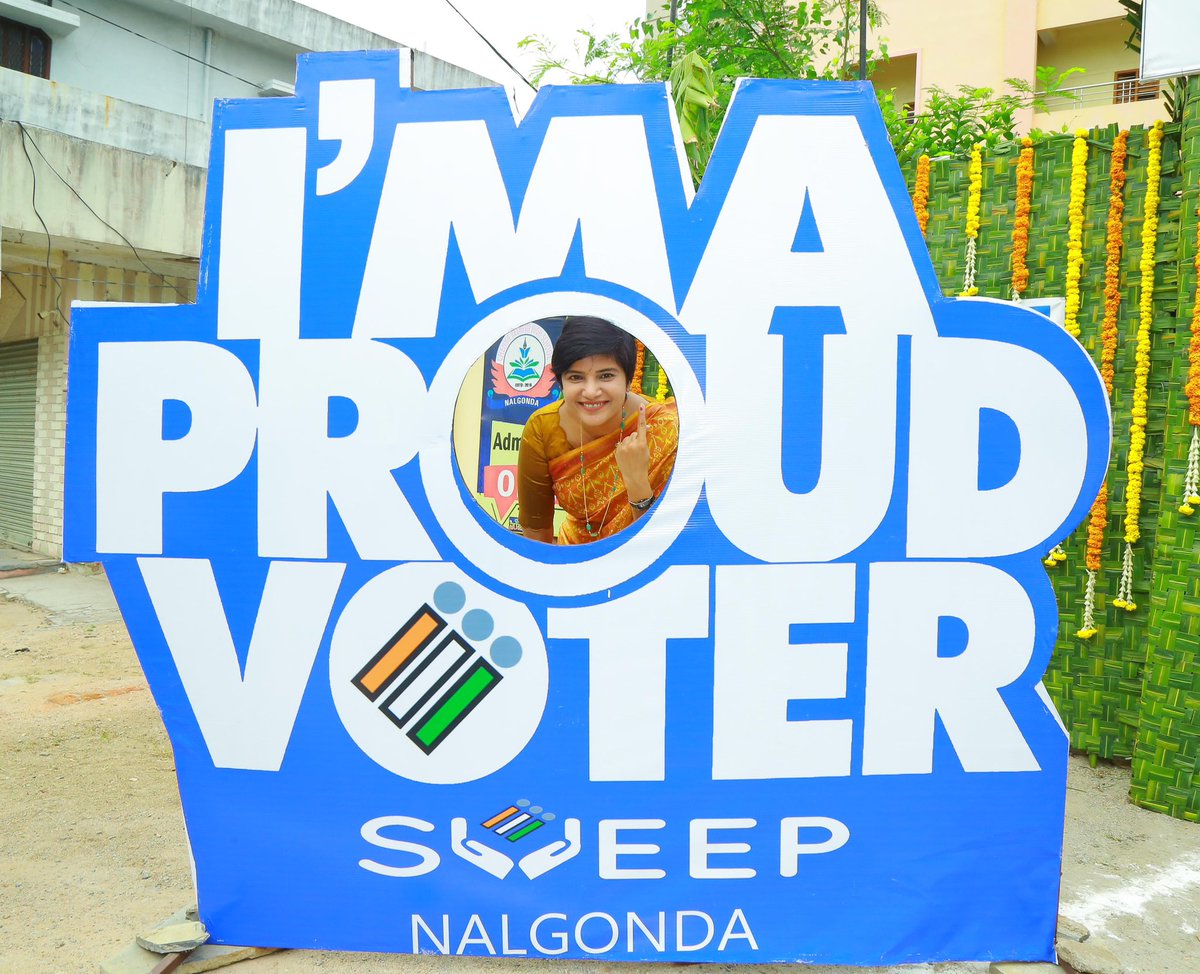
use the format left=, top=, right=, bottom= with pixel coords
left=629, top=495, right=654, bottom=512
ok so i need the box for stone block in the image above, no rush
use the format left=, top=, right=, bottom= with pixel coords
left=989, top=963, right=1065, bottom=974
left=1056, top=914, right=1090, bottom=943
left=1056, top=938, right=1125, bottom=974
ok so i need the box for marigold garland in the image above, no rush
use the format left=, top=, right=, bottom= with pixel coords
left=1063, top=130, right=1089, bottom=338
left=655, top=365, right=669, bottom=403
left=1179, top=192, right=1200, bottom=514
left=1114, top=120, right=1165, bottom=613
left=913, top=155, right=931, bottom=236
left=1047, top=134, right=1088, bottom=568
left=631, top=340, right=646, bottom=396
left=1100, top=132, right=1129, bottom=395
left=1077, top=484, right=1108, bottom=638
left=1076, top=132, right=1130, bottom=637
left=1010, top=138, right=1034, bottom=300
left=960, top=144, right=982, bottom=296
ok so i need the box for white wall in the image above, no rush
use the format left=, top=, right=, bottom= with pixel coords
left=48, top=0, right=295, bottom=120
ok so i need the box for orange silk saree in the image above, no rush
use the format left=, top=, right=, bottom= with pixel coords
left=547, top=400, right=679, bottom=544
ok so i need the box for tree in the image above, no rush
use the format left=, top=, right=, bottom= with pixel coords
left=523, top=1, right=1081, bottom=178
left=1118, top=0, right=1188, bottom=123
left=521, top=0, right=887, bottom=182
left=878, top=66, right=1085, bottom=170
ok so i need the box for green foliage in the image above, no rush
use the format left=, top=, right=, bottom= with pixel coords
left=521, top=0, right=887, bottom=182
left=1119, top=0, right=1143, bottom=53
left=878, top=66, right=1085, bottom=168
left=525, top=0, right=1083, bottom=177
left=1117, top=0, right=1188, bottom=124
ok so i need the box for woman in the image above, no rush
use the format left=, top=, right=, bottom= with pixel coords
left=517, top=316, right=679, bottom=544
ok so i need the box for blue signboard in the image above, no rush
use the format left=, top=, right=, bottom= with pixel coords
left=64, top=50, right=1110, bottom=965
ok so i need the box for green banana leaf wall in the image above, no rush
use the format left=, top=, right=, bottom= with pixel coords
left=904, top=84, right=1200, bottom=822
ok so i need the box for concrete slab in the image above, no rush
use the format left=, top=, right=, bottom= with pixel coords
left=0, top=543, right=60, bottom=576
left=0, top=566, right=122, bottom=624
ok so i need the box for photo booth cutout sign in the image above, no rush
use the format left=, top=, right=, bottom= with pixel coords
left=64, top=51, right=1111, bottom=965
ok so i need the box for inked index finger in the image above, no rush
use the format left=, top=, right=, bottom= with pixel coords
left=639, top=401, right=648, bottom=433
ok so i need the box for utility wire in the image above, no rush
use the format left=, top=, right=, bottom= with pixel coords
left=2, top=270, right=29, bottom=303
left=1, top=267, right=195, bottom=291
left=14, top=123, right=68, bottom=322
left=440, top=0, right=537, bottom=92
left=59, top=0, right=262, bottom=89
left=13, top=120, right=189, bottom=302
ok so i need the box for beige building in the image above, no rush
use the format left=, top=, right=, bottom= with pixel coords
left=871, top=0, right=1167, bottom=133
left=0, top=0, right=498, bottom=560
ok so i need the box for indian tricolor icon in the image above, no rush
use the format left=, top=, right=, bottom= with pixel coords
left=482, top=804, right=547, bottom=842
left=352, top=604, right=504, bottom=754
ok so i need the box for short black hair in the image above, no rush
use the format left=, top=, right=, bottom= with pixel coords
left=551, top=316, right=637, bottom=385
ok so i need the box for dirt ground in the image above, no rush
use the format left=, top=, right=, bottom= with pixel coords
left=1, top=575, right=1198, bottom=974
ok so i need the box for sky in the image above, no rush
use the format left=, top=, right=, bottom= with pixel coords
left=299, top=0, right=652, bottom=110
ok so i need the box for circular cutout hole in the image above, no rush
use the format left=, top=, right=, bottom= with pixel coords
left=452, top=315, right=678, bottom=546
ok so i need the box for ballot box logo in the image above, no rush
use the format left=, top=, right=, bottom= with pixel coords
left=330, top=564, right=548, bottom=784
left=482, top=799, right=556, bottom=842
left=491, top=322, right=556, bottom=399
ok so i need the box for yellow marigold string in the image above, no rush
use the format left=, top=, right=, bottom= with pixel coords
left=655, top=365, right=669, bottom=403
left=960, top=143, right=982, bottom=296
left=1115, top=120, right=1165, bottom=613
left=1047, top=132, right=1090, bottom=567
left=1077, top=131, right=1129, bottom=638
left=631, top=340, right=646, bottom=396
left=1063, top=130, right=1089, bottom=338
left=1010, top=138, right=1034, bottom=300
left=913, top=155, right=931, bottom=236
left=1179, top=189, right=1200, bottom=514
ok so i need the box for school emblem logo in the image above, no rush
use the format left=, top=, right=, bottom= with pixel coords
left=490, top=322, right=556, bottom=399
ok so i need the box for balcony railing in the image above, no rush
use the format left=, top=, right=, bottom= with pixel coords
left=1036, top=77, right=1163, bottom=113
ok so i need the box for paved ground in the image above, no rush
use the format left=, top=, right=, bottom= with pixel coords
left=1, top=565, right=1198, bottom=974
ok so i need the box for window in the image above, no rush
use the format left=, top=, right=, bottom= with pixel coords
left=0, top=16, right=51, bottom=79
left=1114, top=69, right=1159, bottom=104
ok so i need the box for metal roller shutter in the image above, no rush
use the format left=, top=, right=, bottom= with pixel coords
left=0, top=340, right=37, bottom=548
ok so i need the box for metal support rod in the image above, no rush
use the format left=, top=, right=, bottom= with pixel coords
left=667, top=0, right=679, bottom=70
left=859, top=0, right=868, bottom=80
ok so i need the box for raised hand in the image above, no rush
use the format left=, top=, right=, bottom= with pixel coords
left=614, top=401, right=653, bottom=503
left=450, top=817, right=514, bottom=879
left=517, top=818, right=582, bottom=879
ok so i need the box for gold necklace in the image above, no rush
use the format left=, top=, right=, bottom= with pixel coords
left=579, top=397, right=626, bottom=537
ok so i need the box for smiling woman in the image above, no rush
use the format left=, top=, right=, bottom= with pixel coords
left=518, top=316, right=679, bottom=544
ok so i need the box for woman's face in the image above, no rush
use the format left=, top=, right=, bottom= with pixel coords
left=560, top=354, right=628, bottom=434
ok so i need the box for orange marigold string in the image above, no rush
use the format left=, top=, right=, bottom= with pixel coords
left=1100, top=132, right=1129, bottom=395
left=1179, top=189, right=1200, bottom=515
left=913, top=155, right=931, bottom=236
left=631, top=340, right=646, bottom=396
left=1077, top=131, right=1129, bottom=638
left=1010, top=138, right=1034, bottom=300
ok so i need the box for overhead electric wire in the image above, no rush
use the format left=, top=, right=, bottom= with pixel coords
left=1, top=267, right=195, bottom=291
left=13, top=121, right=189, bottom=302
left=440, top=0, right=537, bottom=92
left=2, top=270, right=29, bottom=303
left=14, top=122, right=68, bottom=322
